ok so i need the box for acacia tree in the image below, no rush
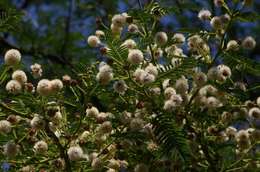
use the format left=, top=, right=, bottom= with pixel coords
left=0, top=0, right=260, bottom=172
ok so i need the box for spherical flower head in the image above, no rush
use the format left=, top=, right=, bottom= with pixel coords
left=139, top=71, right=155, bottom=84
left=111, top=24, right=123, bottom=35
left=20, top=166, right=34, bottom=172
left=173, top=33, right=185, bottom=45
left=236, top=130, right=249, bottom=142
left=122, top=39, right=136, bottom=49
left=210, top=16, right=223, bottom=29
left=96, top=71, right=113, bottom=85
left=4, top=49, right=21, bottom=66
left=30, top=114, right=45, bottom=129
left=205, top=96, right=221, bottom=108
left=113, top=80, right=128, bottom=94
left=34, top=140, right=48, bottom=154
left=91, top=157, right=102, bottom=170
left=248, top=107, right=260, bottom=119
left=257, top=97, right=260, bottom=107
left=214, top=0, right=224, bottom=7
left=12, top=70, right=27, bottom=84
left=107, top=159, right=120, bottom=170
left=111, top=14, right=126, bottom=27
left=155, top=31, right=168, bottom=46
left=130, top=118, right=144, bottom=131
left=194, top=72, right=207, bottom=87
left=164, top=87, right=176, bottom=100
left=50, top=79, right=63, bottom=93
left=175, top=76, right=189, bottom=94
left=225, top=126, right=237, bottom=137
left=242, top=36, right=256, bottom=50
left=170, top=94, right=183, bottom=106
left=95, top=30, right=105, bottom=38
left=37, top=79, right=52, bottom=96
left=0, top=120, right=11, bottom=134
left=198, top=9, right=212, bottom=21
left=133, top=68, right=145, bottom=82
left=207, top=67, right=218, bottom=80
left=86, top=106, right=99, bottom=118
left=227, top=40, right=239, bottom=51
left=128, top=24, right=138, bottom=33
left=127, top=49, right=144, bottom=64
left=145, top=63, right=158, bottom=77
left=68, top=146, right=84, bottom=161
left=3, top=141, right=19, bottom=157
left=6, top=80, right=22, bottom=94
left=134, top=163, right=149, bottom=172
left=216, top=64, right=231, bottom=82
left=30, top=63, right=42, bottom=79
left=99, top=121, right=113, bottom=134
left=87, top=35, right=100, bottom=48
left=163, top=99, right=176, bottom=111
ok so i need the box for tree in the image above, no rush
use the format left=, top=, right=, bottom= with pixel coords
left=0, top=0, right=260, bottom=171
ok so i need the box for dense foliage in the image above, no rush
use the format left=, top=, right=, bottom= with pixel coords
left=0, top=0, right=260, bottom=172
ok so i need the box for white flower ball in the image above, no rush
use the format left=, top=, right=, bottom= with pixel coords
left=113, top=80, right=128, bottom=94
left=173, top=33, right=185, bottom=44
left=37, top=79, right=51, bottom=96
left=198, top=9, right=212, bottom=20
left=122, top=39, right=136, bottom=49
left=111, top=14, right=126, bottom=27
left=6, top=80, right=22, bottom=94
left=86, top=106, right=99, bottom=118
left=134, top=163, right=149, bottom=172
left=0, top=120, right=11, bottom=134
left=210, top=16, right=222, bottom=29
left=145, top=63, right=158, bottom=77
left=164, top=87, right=176, bottom=100
left=30, top=63, right=42, bottom=78
left=67, top=146, right=84, bottom=161
left=155, top=32, right=168, bottom=45
left=12, top=70, right=27, bottom=84
left=248, top=107, right=260, bottom=119
left=242, top=36, right=256, bottom=50
left=128, top=24, right=138, bottom=33
left=34, top=140, right=48, bottom=154
left=257, top=97, right=260, bottom=107
left=30, top=114, right=45, bottom=129
left=111, top=24, right=123, bottom=35
left=50, top=79, right=63, bottom=93
left=127, top=49, right=144, bottom=64
left=227, top=40, right=239, bottom=51
left=3, top=141, right=19, bottom=157
left=95, top=30, right=105, bottom=38
left=87, top=35, right=100, bottom=47
left=175, top=76, right=189, bottom=94
left=4, top=49, right=21, bottom=65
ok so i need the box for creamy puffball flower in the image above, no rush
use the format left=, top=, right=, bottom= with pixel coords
left=210, top=16, right=222, bottom=29
left=134, top=163, right=149, bottom=172
left=86, top=106, right=99, bottom=118
left=214, top=0, right=224, bottom=7
left=111, top=14, right=126, bottom=27
left=139, top=71, right=155, bottom=84
left=111, top=24, right=123, bottom=35
left=0, top=120, right=12, bottom=134
left=198, top=9, right=212, bottom=20
left=37, top=79, right=51, bottom=96
left=96, top=63, right=113, bottom=85
left=175, top=76, right=189, bottom=94
left=113, top=80, right=128, bottom=94
left=50, top=79, right=63, bottom=93
left=4, top=49, right=21, bottom=65
left=227, top=40, right=239, bottom=51
left=87, top=35, right=100, bottom=48
left=194, top=72, right=207, bottom=87
left=242, top=36, right=256, bottom=50
left=31, top=63, right=43, bottom=78
left=6, top=80, right=22, bottom=94
left=257, top=97, right=260, bottom=107
left=173, top=33, right=185, bottom=45
left=164, top=87, right=176, bottom=100
left=248, top=107, right=260, bottom=119
left=3, top=141, right=19, bottom=157
left=95, top=30, right=105, bottom=38
left=30, top=114, right=45, bottom=129
left=155, top=32, right=168, bottom=45
left=34, top=140, right=48, bottom=154
left=216, top=64, right=231, bottom=82
left=68, top=146, right=84, bottom=161
left=12, top=70, right=27, bottom=84
left=225, top=126, right=237, bottom=137
left=91, top=157, right=102, bottom=170
left=122, top=39, right=136, bottom=49
left=127, top=49, right=144, bottom=64
left=205, top=96, right=221, bottom=108
left=236, top=130, right=250, bottom=143
left=128, top=24, right=139, bottom=33
left=145, top=63, right=158, bottom=77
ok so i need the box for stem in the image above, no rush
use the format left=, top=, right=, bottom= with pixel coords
left=45, top=122, right=72, bottom=172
